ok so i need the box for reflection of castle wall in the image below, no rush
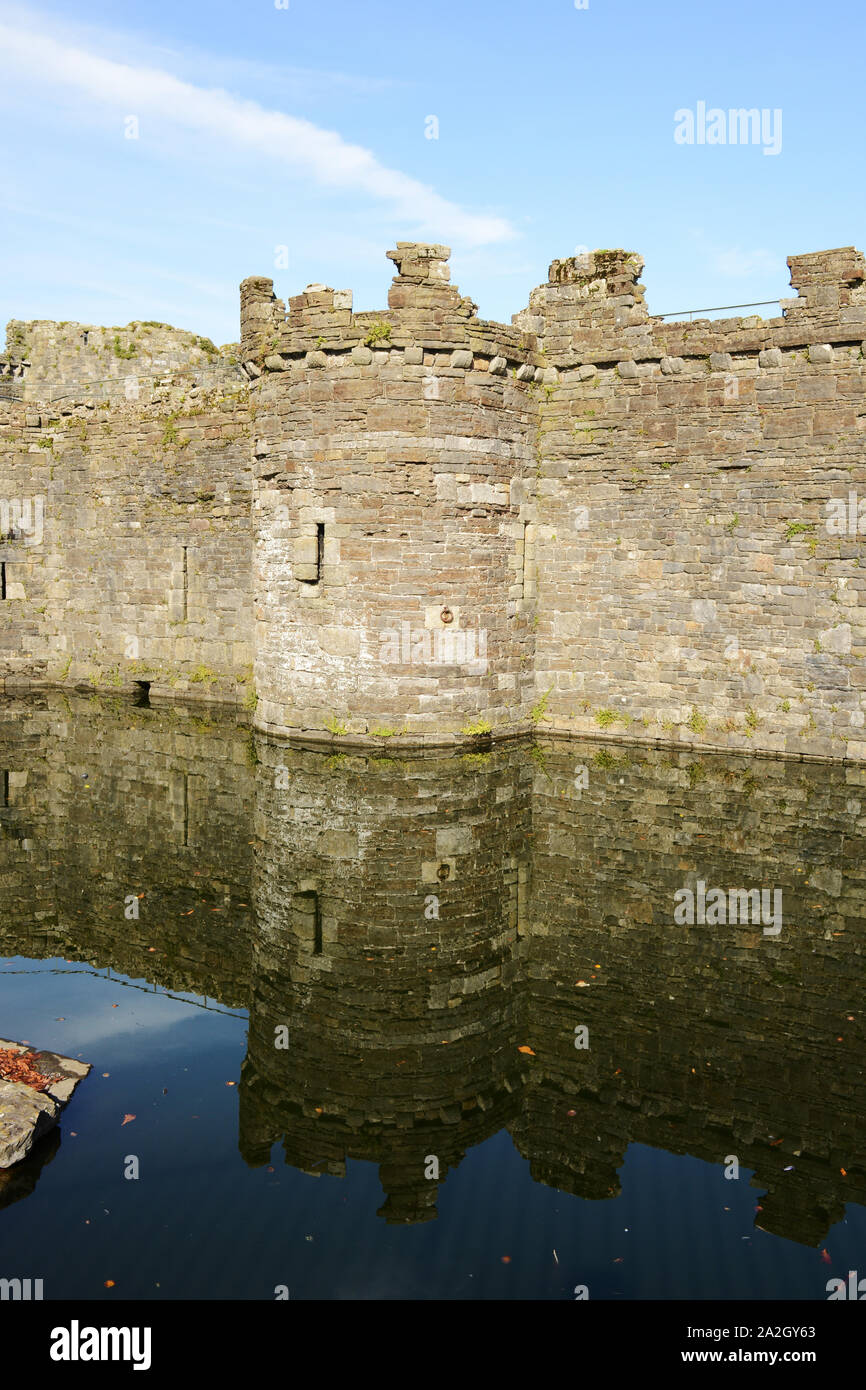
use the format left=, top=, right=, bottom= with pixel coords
left=513, top=741, right=866, bottom=1245
left=1, top=694, right=863, bottom=1241
left=241, top=740, right=533, bottom=1221
left=0, top=694, right=254, bottom=1004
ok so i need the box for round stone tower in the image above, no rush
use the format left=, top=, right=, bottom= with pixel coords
left=241, top=245, right=545, bottom=745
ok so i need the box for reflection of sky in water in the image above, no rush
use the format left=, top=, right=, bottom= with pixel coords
left=2, top=957, right=240, bottom=1052
left=1, top=959, right=863, bottom=1302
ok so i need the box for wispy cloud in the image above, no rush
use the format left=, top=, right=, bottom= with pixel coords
left=712, top=247, right=779, bottom=278
left=0, top=18, right=514, bottom=247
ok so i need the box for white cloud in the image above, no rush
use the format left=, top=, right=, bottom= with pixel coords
left=0, top=19, right=514, bottom=247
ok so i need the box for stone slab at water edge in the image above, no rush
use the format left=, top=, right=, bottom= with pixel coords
left=0, top=1040, right=90, bottom=1167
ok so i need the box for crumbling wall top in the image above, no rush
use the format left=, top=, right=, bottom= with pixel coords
left=785, top=246, right=866, bottom=315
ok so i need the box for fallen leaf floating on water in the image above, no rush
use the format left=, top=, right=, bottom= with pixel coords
left=500, top=1256, right=511, bottom=1264
left=120, top=1114, right=136, bottom=1127
left=104, top=1281, right=115, bottom=1289
left=225, top=1081, right=236, bottom=1087
left=821, top=1249, right=832, bottom=1264
left=518, top=1045, right=535, bottom=1055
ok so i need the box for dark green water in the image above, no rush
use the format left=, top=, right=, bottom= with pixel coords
left=1, top=693, right=863, bottom=1300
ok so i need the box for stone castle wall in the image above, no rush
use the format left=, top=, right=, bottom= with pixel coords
left=1, top=242, right=864, bottom=761
left=523, top=247, right=866, bottom=763
left=0, top=373, right=253, bottom=699
left=0, top=318, right=241, bottom=403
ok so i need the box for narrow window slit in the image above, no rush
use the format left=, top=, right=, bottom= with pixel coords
left=181, top=772, right=189, bottom=847
left=297, top=523, right=325, bottom=586
left=522, top=522, right=537, bottom=601
left=1, top=562, right=6, bottom=600
left=294, top=890, right=323, bottom=954
left=313, top=894, right=323, bottom=954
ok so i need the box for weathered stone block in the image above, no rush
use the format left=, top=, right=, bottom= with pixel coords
left=0, top=1082, right=58, bottom=1167
left=758, top=348, right=784, bottom=368
left=0, top=1043, right=90, bottom=1167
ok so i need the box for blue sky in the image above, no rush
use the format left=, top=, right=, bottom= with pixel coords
left=0, top=0, right=863, bottom=345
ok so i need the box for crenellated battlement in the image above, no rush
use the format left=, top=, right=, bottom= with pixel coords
left=241, top=245, right=543, bottom=377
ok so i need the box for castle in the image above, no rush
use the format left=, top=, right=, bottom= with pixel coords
left=1, top=242, right=865, bottom=762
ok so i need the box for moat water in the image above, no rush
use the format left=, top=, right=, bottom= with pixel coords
left=0, top=694, right=863, bottom=1300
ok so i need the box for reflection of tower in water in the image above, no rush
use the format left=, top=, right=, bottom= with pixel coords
left=241, top=739, right=533, bottom=1223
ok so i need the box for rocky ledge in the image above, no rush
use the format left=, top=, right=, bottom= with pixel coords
left=0, top=1040, right=90, bottom=1167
